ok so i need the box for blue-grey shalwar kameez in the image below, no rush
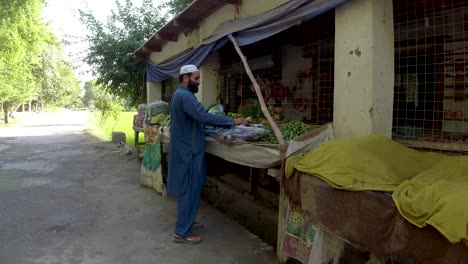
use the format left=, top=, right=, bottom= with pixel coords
left=168, top=87, right=234, bottom=238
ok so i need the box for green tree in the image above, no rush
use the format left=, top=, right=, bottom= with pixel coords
left=82, top=80, right=123, bottom=126
left=164, top=0, right=193, bottom=16
left=0, top=0, right=79, bottom=122
left=33, top=40, right=81, bottom=109
left=82, top=80, right=111, bottom=110
left=0, top=0, right=48, bottom=123
left=79, top=0, right=167, bottom=107
left=83, top=81, right=100, bottom=108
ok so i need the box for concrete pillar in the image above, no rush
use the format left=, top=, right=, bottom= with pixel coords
left=198, top=53, right=220, bottom=108
left=333, top=0, right=394, bottom=139
left=147, top=81, right=162, bottom=103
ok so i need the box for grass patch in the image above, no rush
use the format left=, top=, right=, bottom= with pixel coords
left=85, top=111, right=145, bottom=146
left=0, top=119, right=18, bottom=127
left=0, top=113, right=29, bottom=127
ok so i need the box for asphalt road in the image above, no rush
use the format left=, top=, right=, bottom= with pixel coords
left=0, top=111, right=276, bottom=264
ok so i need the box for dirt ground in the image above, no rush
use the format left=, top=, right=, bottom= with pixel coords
left=0, top=111, right=276, bottom=264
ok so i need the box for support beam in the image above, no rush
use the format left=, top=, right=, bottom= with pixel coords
left=204, top=0, right=242, bottom=5
left=173, top=19, right=197, bottom=29
left=156, top=32, right=178, bottom=42
left=223, top=0, right=242, bottom=5
left=333, top=0, right=394, bottom=139
left=228, top=34, right=286, bottom=148
left=197, top=52, right=219, bottom=107
left=145, top=43, right=162, bottom=52
left=142, top=47, right=152, bottom=55
left=147, top=82, right=162, bottom=103
left=277, top=188, right=289, bottom=263
left=249, top=168, right=257, bottom=194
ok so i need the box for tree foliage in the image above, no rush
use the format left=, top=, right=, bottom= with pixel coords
left=79, top=0, right=167, bottom=106
left=0, top=0, right=81, bottom=123
left=0, top=0, right=47, bottom=119
left=82, top=81, right=122, bottom=123
left=164, top=0, right=193, bottom=16
left=83, top=81, right=101, bottom=108
left=33, top=42, right=82, bottom=108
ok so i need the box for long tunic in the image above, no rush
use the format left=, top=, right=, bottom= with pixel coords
left=167, top=87, right=234, bottom=196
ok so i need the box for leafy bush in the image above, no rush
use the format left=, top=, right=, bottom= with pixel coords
left=94, top=97, right=122, bottom=124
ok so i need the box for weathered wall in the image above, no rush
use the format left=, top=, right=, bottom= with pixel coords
left=147, top=81, right=162, bottom=102
left=197, top=52, right=220, bottom=107
left=147, top=0, right=290, bottom=104
left=149, top=0, right=397, bottom=135
left=203, top=177, right=279, bottom=247
left=150, top=0, right=290, bottom=64
left=333, top=0, right=394, bottom=138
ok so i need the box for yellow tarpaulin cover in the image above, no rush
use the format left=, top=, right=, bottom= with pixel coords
left=393, top=156, right=468, bottom=246
left=286, top=134, right=468, bottom=246
left=285, top=135, right=443, bottom=192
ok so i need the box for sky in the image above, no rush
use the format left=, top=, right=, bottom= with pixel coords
left=42, top=0, right=169, bottom=83
left=42, top=0, right=116, bottom=82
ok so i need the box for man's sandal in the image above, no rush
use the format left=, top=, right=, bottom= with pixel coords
left=192, top=221, right=204, bottom=229
left=173, top=234, right=202, bottom=244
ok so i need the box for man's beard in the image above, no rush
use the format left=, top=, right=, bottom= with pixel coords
left=187, top=80, right=199, bottom=93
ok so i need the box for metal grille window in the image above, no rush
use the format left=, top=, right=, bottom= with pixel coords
left=393, top=0, right=468, bottom=153
left=218, top=11, right=335, bottom=125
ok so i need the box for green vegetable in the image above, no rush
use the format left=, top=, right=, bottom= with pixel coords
left=260, top=120, right=310, bottom=144
left=281, top=120, right=310, bottom=140
left=208, top=105, right=226, bottom=116
left=208, top=105, right=220, bottom=112
left=248, top=100, right=261, bottom=118
left=161, top=116, right=171, bottom=127
left=228, top=112, right=243, bottom=119
left=148, top=101, right=170, bottom=118
left=260, top=132, right=278, bottom=144
left=273, top=114, right=282, bottom=121
left=150, top=113, right=167, bottom=124
left=237, top=104, right=248, bottom=117
left=207, top=104, right=216, bottom=111
left=261, top=121, right=271, bottom=130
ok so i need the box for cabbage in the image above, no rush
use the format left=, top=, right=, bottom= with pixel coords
left=150, top=113, right=167, bottom=124
left=147, top=101, right=169, bottom=118
left=208, top=105, right=225, bottom=116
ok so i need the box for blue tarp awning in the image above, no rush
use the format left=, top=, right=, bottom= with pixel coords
left=146, top=0, right=348, bottom=82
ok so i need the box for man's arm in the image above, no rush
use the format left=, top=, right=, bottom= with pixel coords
left=181, top=92, right=237, bottom=127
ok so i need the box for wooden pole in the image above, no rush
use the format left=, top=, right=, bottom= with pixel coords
left=229, top=35, right=289, bottom=262
left=228, top=34, right=286, bottom=148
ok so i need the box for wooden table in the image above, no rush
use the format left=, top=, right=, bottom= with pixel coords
left=133, top=126, right=146, bottom=160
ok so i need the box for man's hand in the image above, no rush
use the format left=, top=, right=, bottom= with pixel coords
left=234, top=118, right=248, bottom=125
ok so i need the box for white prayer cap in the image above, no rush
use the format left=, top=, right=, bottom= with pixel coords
left=180, top=65, right=199, bottom=75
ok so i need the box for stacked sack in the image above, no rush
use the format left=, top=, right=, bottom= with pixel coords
left=139, top=100, right=170, bottom=196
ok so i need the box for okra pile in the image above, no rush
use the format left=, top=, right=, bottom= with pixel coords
left=260, top=120, right=310, bottom=144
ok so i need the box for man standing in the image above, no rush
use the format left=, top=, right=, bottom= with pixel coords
left=168, top=65, right=245, bottom=244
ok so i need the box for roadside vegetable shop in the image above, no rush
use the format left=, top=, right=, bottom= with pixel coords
left=133, top=0, right=468, bottom=263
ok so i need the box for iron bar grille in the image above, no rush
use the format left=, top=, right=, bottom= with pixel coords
left=217, top=11, right=335, bottom=125
left=393, top=0, right=468, bottom=153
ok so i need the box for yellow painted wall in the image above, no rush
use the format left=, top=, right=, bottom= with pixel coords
left=149, top=0, right=397, bottom=139
left=198, top=52, right=220, bottom=107
left=333, top=0, right=394, bottom=138
left=147, top=81, right=162, bottom=103
left=150, top=0, right=290, bottom=64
